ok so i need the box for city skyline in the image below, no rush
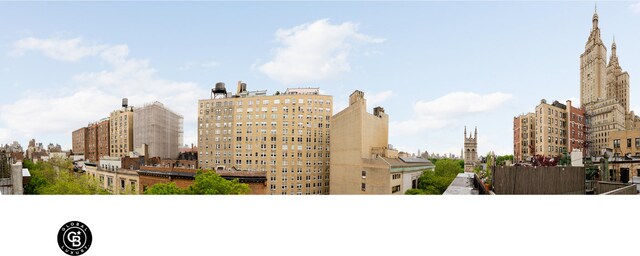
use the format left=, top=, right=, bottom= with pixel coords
left=2, top=2, right=640, bottom=156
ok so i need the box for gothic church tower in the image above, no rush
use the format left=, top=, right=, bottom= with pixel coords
left=463, top=126, right=478, bottom=172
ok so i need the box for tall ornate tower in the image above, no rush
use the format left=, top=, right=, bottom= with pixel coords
left=580, top=7, right=608, bottom=107
left=463, top=126, right=478, bottom=172
left=606, top=38, right=630, bottom=113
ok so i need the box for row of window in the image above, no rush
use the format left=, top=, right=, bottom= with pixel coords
left=613, top=138, right=640, bottom=148
left=202, top=98, right=331, bottom=108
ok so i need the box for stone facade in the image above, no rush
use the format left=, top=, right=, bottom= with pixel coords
left=110, top=100, right=134, bottom=158
left=610, top=129, right=640, bottom=157
left=330, top=90, right=431, bottom=194
left=198, top=81, right=332, bottom=195
left=85, top=163, right=140, bottom=195
left=579, top=10, right=635, bottom=157
left=463, top=126, right=478, bottom=172
left=584, top=99, right=625, bottom=156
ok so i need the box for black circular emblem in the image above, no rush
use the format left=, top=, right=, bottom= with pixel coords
left=57, top=221, right=92, bottom=255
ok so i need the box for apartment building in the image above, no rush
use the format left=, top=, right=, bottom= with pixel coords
left=110, top=98, right=135, bottom=158
left=197, top=81, right=332, bottom=195
left=514, top=99, right=586, bottom=160
left=72, top=127, right=87, bottom=156
left=513, top=112, right=536, bottom=162
left=85, top=118, right=110, bottom=163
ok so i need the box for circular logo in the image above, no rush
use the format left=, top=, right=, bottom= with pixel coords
left=57, top=221, right=92, bottom=255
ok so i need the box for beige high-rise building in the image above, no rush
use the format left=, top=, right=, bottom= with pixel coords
left=580, top=10, right=608, bottom=107
left=110, top=98, right=135, bottom=158
left=584, top=99, right=626, bottom=156
left=134, top=102, right=184, bottom=160
left=579, top=9, right=634, bottom=157
left=606, top=39, right=630, bottom=113
left=330, top=90, right=431, bottom=194
left=197, top=81, right=332, bottom=195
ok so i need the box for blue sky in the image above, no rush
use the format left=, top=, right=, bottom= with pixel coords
left=1, top=1, right=640, bottom=156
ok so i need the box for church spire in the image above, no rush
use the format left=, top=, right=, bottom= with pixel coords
left=592, top=4, right=599, bottom=29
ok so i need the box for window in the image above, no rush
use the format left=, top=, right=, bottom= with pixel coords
left=614, top=139, right=620, bottom=148
left=131, top=181, right=137, bottom=193
left=120, top=179, right=126, bottom=190
left=628, top=138, right=632, bottom=148
left=362, top=171, right=366, bottom=178
left=361, top=183, right=366, bottom=191
left=392, top=185, right=401, bottom=193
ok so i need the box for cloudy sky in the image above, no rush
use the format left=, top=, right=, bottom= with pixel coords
left=1, top=1, right=640, bottom=156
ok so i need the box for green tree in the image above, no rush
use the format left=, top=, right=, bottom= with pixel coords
left=434, top=158, right=464, bottom=177
left=187, top=170, right=250, bottom=195
left=144, top=182, right=185, bottom=195
left=144, top=170, right=251, bottom=195
left=39, top=170, right=109, bottom=195
left=495, top=155, right=514, bottom=166
left=23, top=159, right=109, bottom=195
left=406, top=158, right=463, bottom=195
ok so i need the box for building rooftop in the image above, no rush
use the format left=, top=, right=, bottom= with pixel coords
left=382, top=157, right=434, bottom=168
left=284, top=87, right=320, bottom=95
left=443, top=172, right=489, bottom=195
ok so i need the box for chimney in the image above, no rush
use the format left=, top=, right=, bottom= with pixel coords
left=373, top=106, right=385, bottom=117
left=349, top=90, right=365, bottom=105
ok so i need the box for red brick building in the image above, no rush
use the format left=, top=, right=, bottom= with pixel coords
left=72, top=127, right=87, bottom=155
left=86, top=119, right=110, bottom=162
left=137, top=166, right=267, bottom=195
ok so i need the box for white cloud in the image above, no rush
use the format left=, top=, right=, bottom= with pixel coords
left=259, top=19, right=384, bottom=84
left=2, top=36, right=207, bottom=149
left=0, top=128, right=10, bottom=144
left=0, top=89, right=118, bottom=138
left=390, top=92, right=513, bottom=136
left=9, top=37, right=107, bottom=62
left=630, top=2, right=640, bottom=14
left=365, top=90, right=393, bottom=107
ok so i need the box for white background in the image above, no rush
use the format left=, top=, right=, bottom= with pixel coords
left=0, top=196, right=637, bottom=256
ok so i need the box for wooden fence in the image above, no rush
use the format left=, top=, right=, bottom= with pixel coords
left=600, top=184, right=638, bottom=195
left=596, top=181, right=629, bottom=194
left=493, top=166, right=585, bottom=195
